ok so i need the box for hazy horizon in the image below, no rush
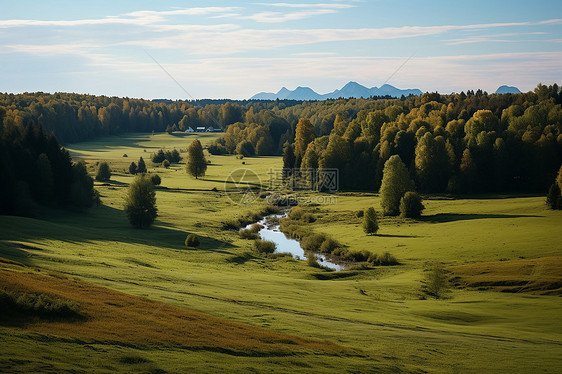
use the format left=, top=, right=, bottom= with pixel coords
left=1, top=0, right=561, bottom=99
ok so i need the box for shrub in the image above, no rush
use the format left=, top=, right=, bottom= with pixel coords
left=208, top=144, right=227, bottom=155
left=239, top=229, right=259, bottom=240
left=423, top=262, right=450, bottom=299
left=301, top=233, right=327, bottom=252
left=162, top=159, right=170, bottom=168
left=355, top=210, right=364, bottom=218
left=222, top=219, right=242, bottom=230
left=0, top=288, right=81, bottom=319
left=254, top=239, right=276, bottom=254
left=185, top=234, right=200, bottom=248
left=288, top=207, right=316, bottom=222
left=319, top=238, right=340, bottom=254
left=363, top=207, right=379, bottom=234
left=400, top=191, right=425, bottom=218
left=306, top=253, right=321, bottom=268
left=123, top=154, right=128, bottom=157
left=150, top=174, right=161, bottom=186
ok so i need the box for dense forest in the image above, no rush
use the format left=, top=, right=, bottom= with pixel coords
left=0, top=92, right=297, bottom=144
left=213, top=84, right=562, bottom=194
left=0, top=107, right=97, bottom=216
left=1, top=84, right=561, bottom=200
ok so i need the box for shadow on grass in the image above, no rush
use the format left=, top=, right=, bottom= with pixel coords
left=375, top=233, right=422, bottom=238
left=421, top=213, right=542, bottom=223
left=0, top=204, right=234, bottom=254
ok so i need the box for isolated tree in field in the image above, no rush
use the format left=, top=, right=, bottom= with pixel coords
left=363, top=207, right=379, bottom=235
left=137, top=157, right=147, bottom=174
left=400, top=191, right=425, bottom=218
left=294, top=118, right=314, bottom=167
left=380, top=155, right=414, bottom=216
left=150, top=174, right=161, bottom=186
left=124, top=174, right=157, bottom=228
left=186, top=139, right=207, bottom=179
left=129, top=161, right=137, bottom=175
left=95, top=161, right=111, bottom=182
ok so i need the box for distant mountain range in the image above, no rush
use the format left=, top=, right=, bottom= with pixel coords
left=495, top=85, right=522, bottom=94
left=250, top=81, right=423, bottom=100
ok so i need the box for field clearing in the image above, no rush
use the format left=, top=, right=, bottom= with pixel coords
left=0, top=266, right=351, bottom=355
left=1, top=132, right=562, bottom=373
left=449, top=256, right=562, bottom=295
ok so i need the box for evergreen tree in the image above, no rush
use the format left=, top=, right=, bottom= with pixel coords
left=129, top=161, right=138, bottom=175
left=69, top=161, right=95, bottom=210
left=282, top=142, right=296, bottom=170
left=124, top=174, right=157, bottom=228
left=137, top=157, right=147, bottom=174
left=35, top=153, right=54, bottom=202
left=186, top=139, right=207, bottom=179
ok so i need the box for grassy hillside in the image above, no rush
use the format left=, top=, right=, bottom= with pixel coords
left=1, top=132, right=561, bottom=373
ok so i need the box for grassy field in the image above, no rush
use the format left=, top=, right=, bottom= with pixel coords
left=1, top=132, right=562, bottom=373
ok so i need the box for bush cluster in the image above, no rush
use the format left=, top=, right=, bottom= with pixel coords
left=221, top=205, right=279, bottom=230
left=152, top=148, right=181, bottom=164
left=0, top=288, right=81, bottom=318
left=185, top=234, right=200, bottom=248
left=239, top=223, right=262, bottom=240
left=254, top=239, right=276, bottom=254
left=281, top=207, right=399, bottom=267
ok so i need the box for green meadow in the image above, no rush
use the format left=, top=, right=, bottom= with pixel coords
left=1, top=132, right=562, bottom=373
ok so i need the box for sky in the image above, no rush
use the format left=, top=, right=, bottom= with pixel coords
left=0, top=0, right=561, bottom=99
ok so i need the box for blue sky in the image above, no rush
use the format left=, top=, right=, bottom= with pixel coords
left=1, top=0, right=561, bottom=99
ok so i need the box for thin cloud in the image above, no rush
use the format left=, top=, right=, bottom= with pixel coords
left=0, top=7, right=239, bottom=28
left=240, top=9, right=337, bottom=23
left=125, top=20, right=562, bottom=55
left=255, top=3, right=355, bottom=8
left=446, top=32, right=548, bottom=45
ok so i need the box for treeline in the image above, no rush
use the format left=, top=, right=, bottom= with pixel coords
left=0, top=92, right=298, bottom=144
left=2, top=85, right=561, bottom=195
left=303, top=85, right=561, bottom=193
left=0, top=108, right=97, bottom=216
left=217, top=84, right=562, bottom=194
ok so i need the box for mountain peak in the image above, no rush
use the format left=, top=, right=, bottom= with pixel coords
left=250, top=82, right=423, bottom=100
left=495, top=85, right=521, bottom=94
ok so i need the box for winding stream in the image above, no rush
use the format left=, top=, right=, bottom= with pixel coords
left=246, top=215, right=343, bottom=271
